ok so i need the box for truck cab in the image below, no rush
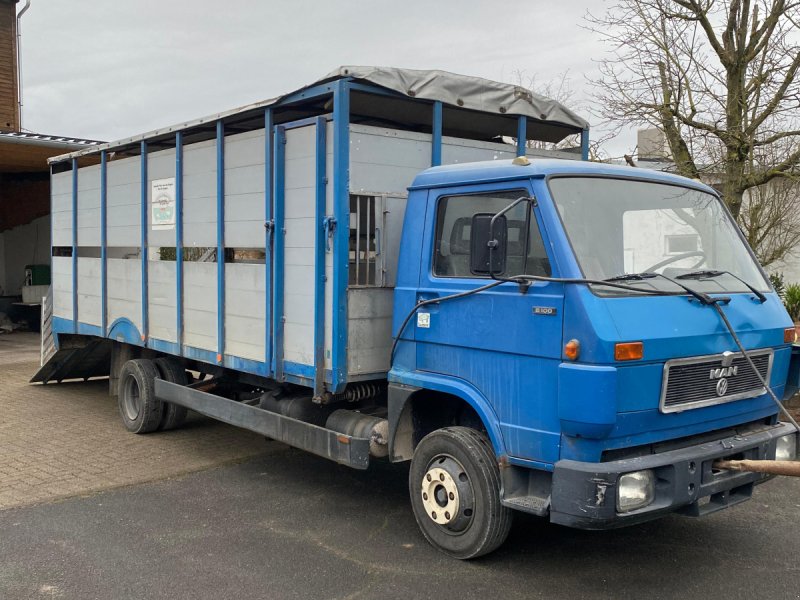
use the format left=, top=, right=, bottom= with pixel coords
left=388, top=158, right=797, bottom=552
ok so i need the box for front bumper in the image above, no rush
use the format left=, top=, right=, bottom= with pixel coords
left=550, top=421, right=795, bottom=529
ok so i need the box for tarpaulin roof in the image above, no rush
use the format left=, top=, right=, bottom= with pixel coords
left=324, top=66, right=588, bottom=131
left=51, top=66, right=588, bottom=164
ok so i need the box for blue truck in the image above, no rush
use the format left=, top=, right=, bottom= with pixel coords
left=37, top=67, right=799, bottom=558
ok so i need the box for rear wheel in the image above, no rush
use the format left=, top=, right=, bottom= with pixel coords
left=409, top=427, right=512, bottom=559
left=118, top=359, right=162, bottom=434
left=153, top=357, right=189, bottom=430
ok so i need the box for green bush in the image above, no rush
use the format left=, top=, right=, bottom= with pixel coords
left=784, top=283, right=800, bottom=321
left=769, top=272, right=786, bottom=299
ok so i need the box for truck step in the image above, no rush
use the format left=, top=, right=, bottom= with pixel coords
left=502, top=495, right=550, bottom=516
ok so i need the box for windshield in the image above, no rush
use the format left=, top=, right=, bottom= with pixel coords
left=548, top=177, right=769, bottom=296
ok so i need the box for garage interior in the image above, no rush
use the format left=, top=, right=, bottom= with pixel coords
left=0, top=0, right=97, bottom=329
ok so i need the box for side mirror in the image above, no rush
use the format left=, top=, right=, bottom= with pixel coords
left=470, top=213, right=507, bottom=275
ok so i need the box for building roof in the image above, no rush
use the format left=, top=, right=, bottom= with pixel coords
left=0, top=131, right=99, bottom=172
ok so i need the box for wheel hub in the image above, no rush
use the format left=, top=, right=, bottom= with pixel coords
left=420, top=456, right=474, bottom=532
left=122, top=375, right=141, bottom=421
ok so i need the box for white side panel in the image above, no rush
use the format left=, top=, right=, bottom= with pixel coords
left=282, top=125, right=316, bottom=367
left=52, top=256, right=73, bottom=320
left=77, top=165, right=101, bottom=247
left=149, top=260, right=177, bottom=343
left=76, top=257, right=101, bottom=326
left=183, top=140, right=217, bottom=248
left=349, top=125, right=431, bottom=195
left=441, top=138, right=515, bottom=164
left=184, top=261, right=217, bottom=352
left=347, top=288, right=393, bottom=376
left=52, top=171, right=73, bottom=247
left=225, top=129, right=266, bottom=248
left=225, top=263, right=265, bottom=361
left=107, top=259, right=142, bottom=332
left=107, top=157, right=141, bottom=248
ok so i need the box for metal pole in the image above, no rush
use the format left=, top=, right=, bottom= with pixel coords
left=16, top=1, right=32, bottom=130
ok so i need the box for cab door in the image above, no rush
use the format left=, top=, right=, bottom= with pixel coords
left=413, top=182, right=565, bottom=464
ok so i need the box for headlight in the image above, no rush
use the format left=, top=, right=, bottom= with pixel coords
left=617, top=470, right=655, bottom=513
left=776, top=434, right=798, bottom=461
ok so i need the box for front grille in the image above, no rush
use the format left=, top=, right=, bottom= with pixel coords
left=660, top=350, right=773, bottom=413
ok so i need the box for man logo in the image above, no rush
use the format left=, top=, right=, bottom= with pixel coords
left=716, top=378, right=729, bottom=397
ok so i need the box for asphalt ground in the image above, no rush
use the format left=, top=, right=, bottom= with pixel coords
left=1, top=446, right=799, bottom=600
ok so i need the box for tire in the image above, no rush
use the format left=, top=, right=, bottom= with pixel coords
left=409, top=427, right=512, bottom=559
left=153, top=357, right=189, bottom=431
left=118, top=359, right=163, bottom=434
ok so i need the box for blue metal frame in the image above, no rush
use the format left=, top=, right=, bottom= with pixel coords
left=517, top=116, right=527, bottom=157
left=272, top=124, right=287, bottom=380
left=313, top=116, right=327, bottom=397
left=140, top=141, right=148, bottom=342
left=431, top=101, right=443, bottom=167
left=216, top=121, right=225, bottom=363
left=581, top=128, right=590, bottom=161
left=71, top=158, right=78, bottom=332
left=264, top=108, right=274, bottom=377
left=278, top=82, right=338, bottom=106
left=100, top=151, right=108, bottom=337
left=175, top=131, right=184, bottom=349
left=331, top=79, right=350, bottom=392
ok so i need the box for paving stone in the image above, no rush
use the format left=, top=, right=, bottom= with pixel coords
left=0, top=332, right=272, bottom=510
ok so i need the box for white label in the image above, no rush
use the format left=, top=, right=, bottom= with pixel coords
left=417, top=312, right=430, bottom=328
left=151, top=178, right=176, bottom=230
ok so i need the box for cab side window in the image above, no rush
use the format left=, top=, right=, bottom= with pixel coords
left=433, top=191, right=552, bottom=278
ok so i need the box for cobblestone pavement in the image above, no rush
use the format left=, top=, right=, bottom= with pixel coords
left=0, top=332, right=274, bottom=510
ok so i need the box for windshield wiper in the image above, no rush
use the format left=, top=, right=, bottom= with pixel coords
left=604, top=272, right=715, bottom=304
left=677, top=270, right=767, bottom=303
left=603, top=272, right=659, bottom=282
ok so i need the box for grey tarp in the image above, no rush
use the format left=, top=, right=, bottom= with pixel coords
left=323, top=66, right=588, bottom=131
left=51, top=66, right=588, bottom=163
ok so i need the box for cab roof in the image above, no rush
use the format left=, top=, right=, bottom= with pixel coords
left=409, top=158, right=718, bottom=196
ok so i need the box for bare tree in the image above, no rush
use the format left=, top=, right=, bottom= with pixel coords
left=587, top=1, right=800, bottom=224
left=512, top=70, right=614, bottom=161
left=739, top=174, right=800, bottom=266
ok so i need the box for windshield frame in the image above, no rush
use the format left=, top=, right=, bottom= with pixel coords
left=544, top=173, right=772, bottom=298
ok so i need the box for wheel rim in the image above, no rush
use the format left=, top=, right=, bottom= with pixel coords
left=122, top=374, right=141, bottom=421
left=420, top=454, right=475, bottom=533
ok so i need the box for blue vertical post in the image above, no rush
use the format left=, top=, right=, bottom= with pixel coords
left=581, top=128, right=590, bottom=161
left=140, top=141, right=148, bottom=343
left=216, top=121, right=225, bottom=364
left=71, top=158, right=78, bottom=332
left=313, top=116, right=327, bottom=398
left=331, top=80, right=350, bottom=392
left=175, top=131, right=184, bottom=349
left=100, top=151, right=108, bottom=337
left=517, top=116, right=527, bottom=157
left=272, top=125, right=286, bottom=380
left=264, top=109, right=274, bottom=377
left=431, top=101, right=442, bottom=167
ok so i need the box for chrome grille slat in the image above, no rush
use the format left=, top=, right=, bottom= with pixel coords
left=660, top=351, right=773, bottom=413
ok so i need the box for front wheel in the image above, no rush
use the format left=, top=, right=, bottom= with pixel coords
left=409, top=427, right=512, bottom=559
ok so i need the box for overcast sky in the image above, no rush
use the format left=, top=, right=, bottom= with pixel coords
left=18, top=0, right=634, bottom=156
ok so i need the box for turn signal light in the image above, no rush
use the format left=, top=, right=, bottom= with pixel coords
left=785, top=327, right=797, bottom=344
left=565, top=339, right=580, bottom=361
left=615, top=342, right=643, bottom=361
